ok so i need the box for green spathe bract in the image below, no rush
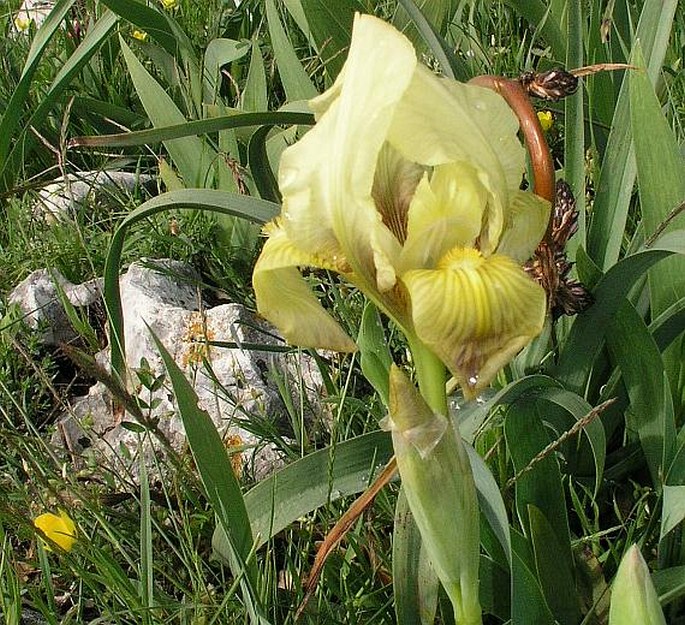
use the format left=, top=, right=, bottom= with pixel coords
left=386, top=366, right=482, bottom=625
left=609, top=545, right=666, bottom=625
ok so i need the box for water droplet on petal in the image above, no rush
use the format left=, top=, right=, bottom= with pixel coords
left=449, top=397, right=462, bottom=411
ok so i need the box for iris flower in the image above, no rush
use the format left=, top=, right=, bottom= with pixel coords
left=253, top=14, right=549, bottom=397
left=34, top=510, right=77, bottom=552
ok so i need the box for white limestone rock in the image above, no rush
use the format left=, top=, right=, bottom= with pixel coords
left=33, top=171, right=155, bottom=222
left=8, top=269, right=102, bottom=345
left=53, top=259, right=328, bottom=482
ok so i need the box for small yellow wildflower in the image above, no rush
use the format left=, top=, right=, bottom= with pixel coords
left=14, top=15, right=32, bottom=32
left=160, top=0, right=179, bottom=9
left=132, top=30, right=148, bottom=42
left=34, top=510, right=77, bottom=552
left=537, top=110, right=554, bottom=132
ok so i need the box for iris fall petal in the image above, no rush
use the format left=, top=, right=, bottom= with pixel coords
left=253, top=226, right=357, bottom=352
left=403, top=250, right=546, bottom=396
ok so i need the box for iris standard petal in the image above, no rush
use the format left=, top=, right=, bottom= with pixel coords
left=386, top=66, right=525, bottom=236
left=403, top=249, right=546, bottom=396
left=496, top=190, right=551, bottom=262
left=253, top=227, right=357, bottom=352
left=400, top=162, right=489, bottom=272
left=277, top=14, right=417, bottom=283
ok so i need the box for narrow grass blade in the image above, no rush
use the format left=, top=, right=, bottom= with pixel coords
left=215, top=431, right=393, bottom=553
left=563, top=0, right=586, bottom=253
left=395, top=0, right=467, bottom=81
left=241, top=38, right=268, bottom=112
left=607, top=300, right=675, bottom=489
left=139, top=455, right=153, bottom=625
left=505, top=399, right=572, bottom=563
left=282, top=0, right=312, bottom=46
left=248, top=125, right=281, bottom=203
left=586, top=1, right=678, bottom=269
left=630, top=43, right=685, bottom=409
left=511, top=531, right=556, bottom=625
left=71, top=96, right=145, bottom=128
left=456, top=375, right=560, bottom=444
left=1, top=9, right=117, bottom=189
left=479, top=556, right=510, bottom=621
left=503, top=0, right=565, bottom=61
left=300, top=0, right=364, bottom=81
left=0, top=0, right=75, bottom=166
left=528, top=506, right=581, bottom=625
left=120, top=36, right=213, bottom=187
left=630, top=45, right=685, bottom=315
left=393, top=490, right=439, bottom=625
left=100, top=0, right=178, bottom=55
left=466, top=445, right=511, bottom=567
left=653, top=565, right=685, bottom=605
left=265, top=0, right=317, bottom=102
left=556, top=231, right=685, bottom=394
left=203, top=39, right=250, bottom=101
left=661, top=485, right=685, bottom=541
left=70, top=111, right=315, bottom=148
left=150, top=332, right=269, bottom=623
left=535, top=387, right=606, bottom=496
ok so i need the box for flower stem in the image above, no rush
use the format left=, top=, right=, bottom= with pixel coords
left=406, top=334, right=448, bottom=416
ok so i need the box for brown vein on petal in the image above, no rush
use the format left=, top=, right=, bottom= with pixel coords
left=371, top=145, right=424, bottom=244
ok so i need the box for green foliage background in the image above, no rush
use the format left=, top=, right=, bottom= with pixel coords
left=0, top=0, right=684, bottom=623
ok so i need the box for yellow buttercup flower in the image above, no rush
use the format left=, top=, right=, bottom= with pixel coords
left=132, top=30, right=148, bottom=42
left=161, top=0, right=179, bottom=9
left=537, top=110, right=554, bottom=132
left=34, top=510, right=77, bottom=552
left=253, top=14, right=550, bottom=397
left=14, top=14, right=32, bottom=32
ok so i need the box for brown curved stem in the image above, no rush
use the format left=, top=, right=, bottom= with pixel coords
left=469, top=75, right=555, bottom=206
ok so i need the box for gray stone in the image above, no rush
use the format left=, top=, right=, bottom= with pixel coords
left=8, top=269, right=102, bottom=345
left=52, top=259, right=328, bottom=481
left=33, top=171, right=155, bottom=222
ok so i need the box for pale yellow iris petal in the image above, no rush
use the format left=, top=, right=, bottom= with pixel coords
left=309, top=65, right=345, bottom=120
left=386, top=66, right=525, bottom=224
left=403, top=249, right=546, bottom=396
left=446, top=79, right=525, bottom=194
left=253, top=228, right=357, bottom=352
left=278, top=14, right=416, bottom=287
left=496, top=190, right=551, bottom=262
left=400, top=162, right=488, bottom=272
